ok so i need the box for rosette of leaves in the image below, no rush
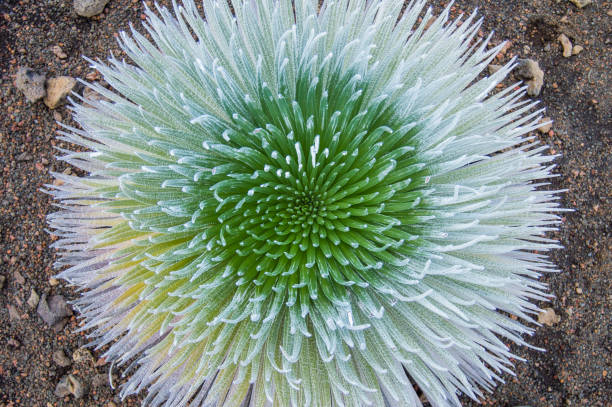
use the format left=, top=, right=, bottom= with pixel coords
left=47, top=0, right=564, bottom=406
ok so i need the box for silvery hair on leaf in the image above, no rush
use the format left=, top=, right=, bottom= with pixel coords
left=46, top=0, right=566, bottom=406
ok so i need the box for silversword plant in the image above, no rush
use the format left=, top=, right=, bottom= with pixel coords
left=47, top=0, right=564, bottom=406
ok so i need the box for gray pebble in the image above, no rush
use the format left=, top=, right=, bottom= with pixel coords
left=53, top=349, right=72, bottom=367
left=27, top=289, right=40, bottom=309
left=51, top=45, right=68, bottom=60
left=55, top=374, right=87, bottom=399
left=7, top=304, right=21, bottom=321
left=16, top=152, right=33, bottom=162
left=13, top=271, right=25, bottom=285
left=36, top=294, right=73, bottom=327
left=515, top=59, right=545, bottom=97
left=72, top=347, right=94, bottom=364
left=74, top=0, right=111, bottom=17
left=14, top=67, right=46, bottom=103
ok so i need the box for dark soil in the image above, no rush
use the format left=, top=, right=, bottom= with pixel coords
left=0, top=1, right=610, bottom=406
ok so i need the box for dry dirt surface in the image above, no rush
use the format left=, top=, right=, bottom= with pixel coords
left=0, top=1, right=610, bottom=406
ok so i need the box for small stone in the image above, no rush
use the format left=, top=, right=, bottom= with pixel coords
left=576, top=287, right=583, bottom=294
left=37, top=294, right=73, bottom=327
left=568, top=0, right=591, bottom=8
left=538, top=117, right=553, bottom=134
left=7, top=304, right=21, bottom=321
left=572, top=45, right=584, bottom=55
left=44, top=76, right=76, bottom=109
left=538, top=308, right=561, bottom=326
left=558, top=34, right=573, bottom=58
left=53, top=111, right=62, bottom=122
left=14, top=271, right=25, bottom=285
left=16, top=152, right=33, bottom=162
left=27, top=289, right=40, bottom=309
left=53, top=349, right=72, bottom=367
left=488, top=64, right=503, bottom=75
left=73, top=347, right=94, bottom=364
left=74, top=0, right=111, bottom=17
left=0, top=275, right=5, bottom=289
left=51, top=45, right=68, bottom=60
left=106, top=402, right=118, bottom=407
left=55, top=374, right=87, bottom=399
left=14, top=67, right=46, bottom=103
left=515, top=59, right=545, bottom=97
left=49, top=277, right=60, bottom=286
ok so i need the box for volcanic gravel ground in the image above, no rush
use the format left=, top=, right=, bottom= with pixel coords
left=0, top=0, right=610, bottom=406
